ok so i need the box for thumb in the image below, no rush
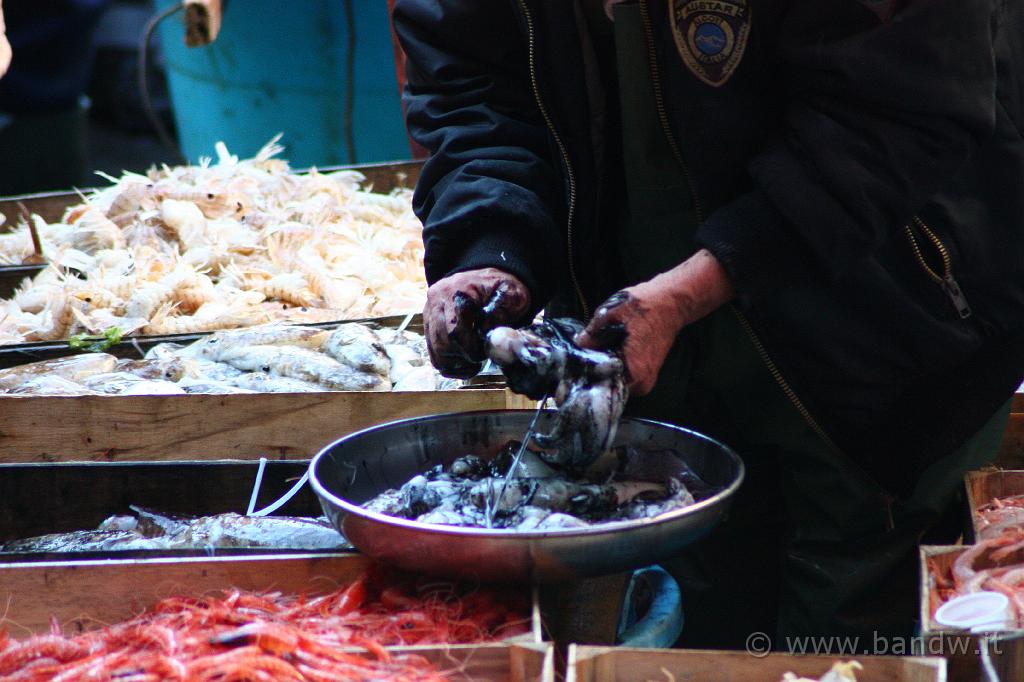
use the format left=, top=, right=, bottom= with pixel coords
left=575, top=316, right=628, bottom=350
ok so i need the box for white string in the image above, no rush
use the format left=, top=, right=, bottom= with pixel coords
left=245, top=457, right=268, bottom=516
left=397, top=311, right=415, bottom=333
left=980, top=635, right=1001, bottom=682
left=250, top=472, right=310, bottom=517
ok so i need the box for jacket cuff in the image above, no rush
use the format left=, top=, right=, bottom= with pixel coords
left=439, top=231, right=551, bottom=315
left=694, top=189, right=816, bottom=298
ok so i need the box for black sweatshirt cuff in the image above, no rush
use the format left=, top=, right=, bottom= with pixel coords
left=694, top=189, right=816, bottom=299
left=440, top=231, right=552, bottom=316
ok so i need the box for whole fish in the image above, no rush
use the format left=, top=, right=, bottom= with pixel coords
left=227, top=372, right=325, bottom=393
left=164, top=512, right=347, bottom=550
left=0, top=530, right=170, bottom=553
left=217, top=344, right=390, bottom=391
left=8, top=375, right=97, bottom=396
left=178, top=379, right=255, bottom=394
left=322, top=323, right=390, bottom=377
left=187, top=323, right=329, bottom=361
left=116, top=356, right=187, bottom=382
left=0, top=353, right=117, bottom=390
left=3, top=508, right=349, bottom=553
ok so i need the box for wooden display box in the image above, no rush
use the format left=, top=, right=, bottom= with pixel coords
left=0, top=459, right=335, bottom=562
left=566, top=646, right=946, bottom=681
left=963, top=468, right=1024, bottom=542
left=0, top=553, right=544, bottom=646
left=1000, top=391, right=1024, bottom=469
left=0, top=389, right=532, bottom=463
left=919, top=545, right=1024, bottom=682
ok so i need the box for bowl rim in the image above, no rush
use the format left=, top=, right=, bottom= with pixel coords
left=308, top=409, right=745, bottom=539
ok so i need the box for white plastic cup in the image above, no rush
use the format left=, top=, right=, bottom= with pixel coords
left=935, top=591, right=1013, bottom=632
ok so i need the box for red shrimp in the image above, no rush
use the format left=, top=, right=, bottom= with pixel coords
left=0, top=635, right=89, bottom=675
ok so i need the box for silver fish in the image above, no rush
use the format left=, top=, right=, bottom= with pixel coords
left=0, top=353, right=117, bottom=390
left=3, top=508, right=349, bottom=553
left=217, top=344, right=390, bottom=391
left=188, top=323, right=329, bottom=362
left=163, top=512, right=347, bottom=550
left=7, top=376, right=97, bottom=396
left=0, top=530, right=170, bottom=553
left=226, top=372, right=324, bottom=393
left=116, top=357, right=187, bottom=382
left=323, top=323, right=391, bottom=377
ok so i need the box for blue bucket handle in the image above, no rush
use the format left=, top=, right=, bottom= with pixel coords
left=616, top=565, right=684, bottom=649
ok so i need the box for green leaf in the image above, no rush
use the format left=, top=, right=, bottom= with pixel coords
left=67, top=327, right=124, bottom=353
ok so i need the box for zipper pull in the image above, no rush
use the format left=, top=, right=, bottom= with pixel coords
left=941, top=274, right=973, bottom=319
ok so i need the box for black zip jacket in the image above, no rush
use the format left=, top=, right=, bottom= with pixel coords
left=393, top=0, right=1024, bottom=491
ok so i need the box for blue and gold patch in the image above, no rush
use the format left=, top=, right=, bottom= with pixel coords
left=669, top=0, right=751, bottom=88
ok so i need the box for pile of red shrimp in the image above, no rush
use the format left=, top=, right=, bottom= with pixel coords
left=0, top=570, right=531, bottom=681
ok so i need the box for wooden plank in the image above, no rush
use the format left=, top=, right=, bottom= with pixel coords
left=567, top=646, right=945, bottom=682
left=391, top=643, right=553, bottom=682
left=0, top=553, right=371, bottom=635
left=0, top=389, right=530, bottom=463
left=919, top=545, right=1024, bottom=682
left=997, top=413, right=1024, bottom=469
left=1013, top=391, right=1023, bottom=414
left=963, top=469, right=1024, bottom=542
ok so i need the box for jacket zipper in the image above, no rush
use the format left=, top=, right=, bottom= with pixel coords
left=730, top=307, right=845, bottom=454
left=516, top=0, right=590, bottom=320
left=904, top=216, right=972, bottom=319
left=638, top=0, right=704, bottom=222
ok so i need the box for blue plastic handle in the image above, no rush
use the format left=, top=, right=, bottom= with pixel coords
left=616, top=565, right=684, bottom=649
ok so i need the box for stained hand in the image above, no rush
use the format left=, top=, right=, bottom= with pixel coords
left=575, top=249, right=734, bottom=395
left=423, top=267, right=531, bottom=378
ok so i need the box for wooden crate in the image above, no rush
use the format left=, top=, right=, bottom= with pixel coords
left=567, top=646, right=946, bottom=682
left=919, top=545, right=1024, bottom=682
left=963, top=469, right=1024, bottom=542
left=392, top=643, right=553, bottom=682
left=0, top=389, right=533, bottom=463
left=999, top=392, right=1024, bottom=469
left=0, top=459, right=332, bottom=561
left=0, top=553, right=543, bottom=645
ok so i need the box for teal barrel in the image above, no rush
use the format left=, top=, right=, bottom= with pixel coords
left=153, top=0, right=409, bottom=165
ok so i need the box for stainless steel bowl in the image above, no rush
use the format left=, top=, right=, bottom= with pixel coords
left=309, top=410, right=744, bottom=582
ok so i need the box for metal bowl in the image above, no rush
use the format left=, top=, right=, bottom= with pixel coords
left=309, top=410, right=744, bottom=582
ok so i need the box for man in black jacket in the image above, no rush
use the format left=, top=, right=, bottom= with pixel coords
left=393, top=0, right=1024, bottom=647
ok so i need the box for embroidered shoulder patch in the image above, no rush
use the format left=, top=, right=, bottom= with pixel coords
left=669, top=0, right=751, bottom=88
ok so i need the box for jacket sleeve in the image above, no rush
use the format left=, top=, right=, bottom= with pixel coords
left=694, top=0, right=999, bottom=296
left=392, top=0, right=564, bottom=304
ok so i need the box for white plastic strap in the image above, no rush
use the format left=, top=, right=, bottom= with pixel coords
left=245, top=457, right=268, bottom=516
left=245, top=456, right=310, bottom=517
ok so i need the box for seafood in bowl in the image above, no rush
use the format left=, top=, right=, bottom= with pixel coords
left=363, top=440, right=711, bottom=531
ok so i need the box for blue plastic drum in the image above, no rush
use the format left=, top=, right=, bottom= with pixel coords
left=154, top=0, right=409, bottom=165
